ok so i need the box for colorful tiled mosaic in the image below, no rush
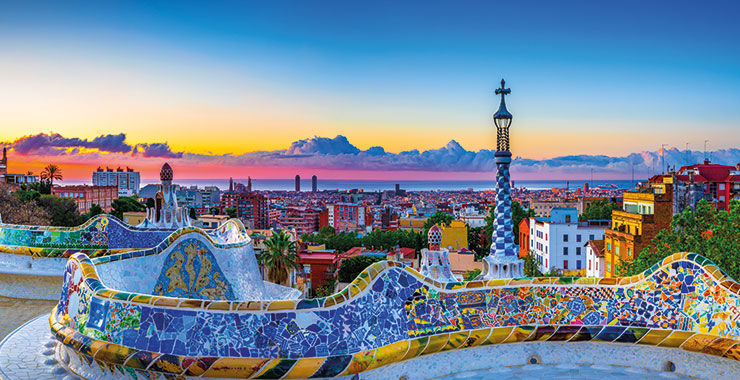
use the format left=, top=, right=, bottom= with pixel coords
left=0, top=215, right=249, bottom=259
left=49, top=251, right=740, bottom=379
left=153, top=239, right=236, bottom=300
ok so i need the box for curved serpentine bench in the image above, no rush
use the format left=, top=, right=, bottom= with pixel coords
left=0, top=215, right=251, bottom=299
left=50, top=251, right=740, bottom=379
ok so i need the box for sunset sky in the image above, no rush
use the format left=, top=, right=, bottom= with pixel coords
left=1, top=1, right=739, bottom=181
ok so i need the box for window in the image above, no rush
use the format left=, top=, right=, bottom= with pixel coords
left=589, top=260, right=592, bottom=270
left=577, top=260, right=582, bottom=269
left=563, top=247, right=569, bottom=255
left=564, top=260, right=569, bottom=269
left=545, top=233, right=548, bottom=241
left=563, top=234, right=569, bottom=242
left=545, top=258, right=548, bottom=268
left=565, top=215, right=571, bottom=223
left=719, top=183, right=726, bottom=191
left=615, top=246, right=620, bottom=255
left=576, top=247, right=581, bottom=255
left=607, top=243, right=611, bottom=251
left=576, top=234, right=582, bottom=243
left=607, top=262, right=611, bottom=272
left=590, top=234, right=595, bottom=241
left=628, top=247, right=632, bottom=257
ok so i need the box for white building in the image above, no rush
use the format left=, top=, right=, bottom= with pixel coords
left=530, top=208, right=608, bottom=274
left=585, top=240, right=605, bottom=277
left=92, top=167, right=141, bottom=196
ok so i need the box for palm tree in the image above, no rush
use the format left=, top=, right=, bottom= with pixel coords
left=40, top=164, right=63, bottom=186
left=259, top=230, right=300, bottom=286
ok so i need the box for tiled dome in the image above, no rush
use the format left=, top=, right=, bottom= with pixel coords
left=160, top=163, right=173, bottom=181
left=428, top=225, right=442, bottom=246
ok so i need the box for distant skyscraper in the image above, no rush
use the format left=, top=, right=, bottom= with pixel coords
left=395, top=183, right=400, bottom=194
left=295, top=175, right=301, bottom=192
left=229, top=177, right=234, bottom=192
left=247, top=176, right=252, bottom=192
left=311, top=175, right=317, bottom=192
left=92, top=166, right=141, bottom=196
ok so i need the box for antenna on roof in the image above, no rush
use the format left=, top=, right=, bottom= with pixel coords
left=704, top=139, right=709, bottom=161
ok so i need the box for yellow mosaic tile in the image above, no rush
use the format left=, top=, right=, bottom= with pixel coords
left=502, top=326, right=535, bottom=343
left=340, top=350, right=375, bottom=376
left=701, top=337, right=739, bottom=357
left=658, top=331, right=696, bottom=348
left=266, top=300, right=297, bottom=311
left=201, top=357, right=271, bottom=378
left=441, top=331, right=470, bottom=351
left=420, top=333, right=450, bottom=355
left=282, top=358, right=327, bottom=379
left=680, top=333, right=720, bottom=353
left=636, top=329, right=672, bottom=345
left=462, top=328, right=492, bottom=348
left=483, top=327, right=514, bottom=345
left=365, top=340, right=409, bottom=371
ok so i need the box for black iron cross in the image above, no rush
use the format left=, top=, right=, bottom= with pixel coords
left=495, top=78, right=511, bottom=101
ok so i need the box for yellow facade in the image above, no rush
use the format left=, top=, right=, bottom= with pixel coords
left=122, top=211, right=146, bottom=226
left=398, top=217, right=427, bottom=232
left=439, top=220, right=468, bottom=251
left=604, top=186, right=671, bottom=277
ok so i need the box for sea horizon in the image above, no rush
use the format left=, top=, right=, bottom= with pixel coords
left=58, top=178, right=640, bottom=192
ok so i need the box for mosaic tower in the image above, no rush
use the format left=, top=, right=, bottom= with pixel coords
left=480, top=79, right=524, bottom=279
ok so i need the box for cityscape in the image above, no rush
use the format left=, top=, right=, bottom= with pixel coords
left=1, top=2, right=740, bottom=380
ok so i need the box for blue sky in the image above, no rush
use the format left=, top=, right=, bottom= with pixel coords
left=0, top=1, right=739, bottom=179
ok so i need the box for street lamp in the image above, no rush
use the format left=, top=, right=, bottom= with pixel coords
left=494, top=79, right=513, bottom=152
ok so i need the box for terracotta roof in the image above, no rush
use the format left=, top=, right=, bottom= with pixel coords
left=586, top=239, right=605, bottom=258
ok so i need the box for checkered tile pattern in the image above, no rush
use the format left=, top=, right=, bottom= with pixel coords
left=490, top=159, right=517, bottom=258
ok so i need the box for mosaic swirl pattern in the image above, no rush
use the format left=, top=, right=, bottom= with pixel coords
left=51, top=252, right=740, bottom=379
left=0, top=215, right=249, bottom=258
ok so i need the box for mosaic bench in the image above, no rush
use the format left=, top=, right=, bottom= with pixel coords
left=49, top=251, right=740, bottom=379
left=0, top=216, right=252, bottom=300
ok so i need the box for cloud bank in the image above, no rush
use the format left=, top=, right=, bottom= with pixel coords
left=3, top=133, right=740, bottom=178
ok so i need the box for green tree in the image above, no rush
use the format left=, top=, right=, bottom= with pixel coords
left=423, top=211, right=453, bottom=231
left=482, top=201, right=533, bottom=258
left=225, top=207, right=237, bottom=219
left=317, top=225, right=336, bottom=239
left=146, top=198, right=155, bottom=208
left=189, top=207, right=197, bottom=219
left=0, top=183, right=50, bottom=225
left=259, top=230, right=300, bottom=285
left=40, top=164, right=63, bottom=187
left=463, top=268, right=482, bottom=281
left=338, top=255, right=385, bottom=282
left=83, top=204, right=104, bottom=220
left=468, top=226, right=483, bottom=255
left=110, top=196, right=146, bottom=220
left=312, top=278, right=336, bottom=298
left=622, top=199, right=740, bottom=279
left=579, top=198, right=620, bottom=221
left=37, top=194, right=82, bottom=226
left=523, top=250, right=543, bottom=277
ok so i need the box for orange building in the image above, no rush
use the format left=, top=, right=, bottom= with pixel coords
left=518, top=218, right=530, bottom=258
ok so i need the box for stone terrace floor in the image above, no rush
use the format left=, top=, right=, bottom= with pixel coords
left=0, top=296, right=56, bottom=340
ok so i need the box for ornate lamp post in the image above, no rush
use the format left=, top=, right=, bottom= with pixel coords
left=480, top=79, right=524, bottom=280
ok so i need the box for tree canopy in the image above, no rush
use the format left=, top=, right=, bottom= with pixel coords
left=259, top=230, right=300, bottom=285
left=301, top=228, right=423, bottom=253
left=110, top=196, right=146, bottom=220
left=579, top=198, right=620, bottom=221
left=37, top=194, right=83, bottom=226
left=621, top=199, right=740, bottom=280
left=338, top=255, right=385, bottom=283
